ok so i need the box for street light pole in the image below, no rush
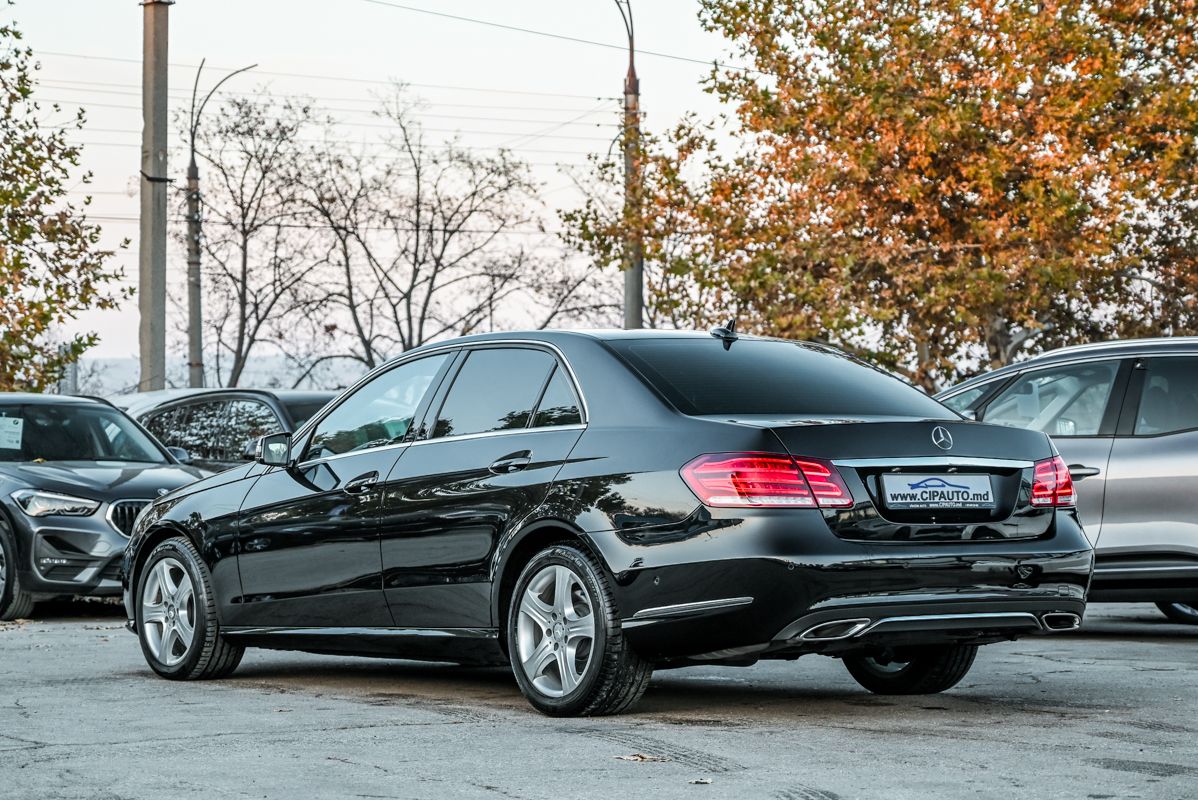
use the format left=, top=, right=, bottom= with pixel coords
left=186, top=59, right=255, bottom=388
left=614, top=0, right=643, bottom=330
left=138, top=0, right=172, bottom=391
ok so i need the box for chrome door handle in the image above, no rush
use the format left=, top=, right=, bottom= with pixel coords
left=1068, top=464, right=1101, bottom=479
left=344, top=471, right=380, bottom=494
left=489, top=454, right=532, bottom=474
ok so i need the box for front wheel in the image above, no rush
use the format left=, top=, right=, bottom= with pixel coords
left=0, top=516, right=36, bottom=621
left=1156, top=602, right=1198, bottom=625
left=843, top=644, right=977, bottom=695
left=507, top=544, right=652, bottom=716
left=136, top=536, right=243, bottom=680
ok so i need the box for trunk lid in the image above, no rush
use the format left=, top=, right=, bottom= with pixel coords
left=736, top=417, right=1057, bottom=541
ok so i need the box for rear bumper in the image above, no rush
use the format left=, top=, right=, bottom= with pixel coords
left=586, top=508, right=1093, bottom=662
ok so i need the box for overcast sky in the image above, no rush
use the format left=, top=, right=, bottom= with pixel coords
left=16, top=0, right=730, bottom=358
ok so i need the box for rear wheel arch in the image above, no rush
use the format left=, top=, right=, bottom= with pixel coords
left=491, top=520, right=607, bottom=645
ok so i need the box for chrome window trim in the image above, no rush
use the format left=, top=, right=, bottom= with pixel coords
left=290, top=338, right=590, bottom=465
left=411, top=423, right=586, bottom=448
left=832, top=456, right=1034, bottom=469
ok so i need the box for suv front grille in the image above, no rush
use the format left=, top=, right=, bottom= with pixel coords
left=107, top=500, right=151, bottom=536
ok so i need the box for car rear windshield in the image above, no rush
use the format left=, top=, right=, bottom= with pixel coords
left=607, top=338, right=954, bottom=418
left=0, top=403, right=167, bottom=463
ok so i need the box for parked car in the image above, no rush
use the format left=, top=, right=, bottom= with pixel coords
left=937, top=337, right=1198, bottom=624
left=112, top=389, right=334, bottom=474
left=0, top=394, right=203, bottom=620
left=122, top=330, right=1092, bottom=716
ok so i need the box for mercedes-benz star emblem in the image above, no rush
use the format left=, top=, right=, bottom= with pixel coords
left=931, top=426, right=954, bottom=450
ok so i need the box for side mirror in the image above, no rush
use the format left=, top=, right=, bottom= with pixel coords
left=167, top=446, right=193, bottom=465
left=242, top=439, right=257, bottom=461
left=256, top=432, right=293, bottom=467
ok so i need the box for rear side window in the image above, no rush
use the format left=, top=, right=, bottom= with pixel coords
left=224, top=399, right=283, bottom=451
left=533, top=367, right=582, bottom=427
left=1134, top=358, right=1198, bottom=436
left=433, top=348, right=556, bottom=438
left=608, top=338, right=952, bottom=418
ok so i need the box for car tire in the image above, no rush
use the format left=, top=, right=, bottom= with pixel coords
left=136, top=536, right=243, bottom=680
left=1155, top=602, right=1198, bottom=625
left=843, top=644, right=977, bottom=695
left=0, top=516, right=36, bottom=621
left=507, top=543, right=652, bottom=716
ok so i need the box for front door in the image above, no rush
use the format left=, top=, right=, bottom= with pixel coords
left=1102, top=356, right=1198, bottom=561
left=979, top=358, right=1128, bottom=544
left=231, top=353, right=454, bottom=628
left=378, top=347, right=586, bottom=629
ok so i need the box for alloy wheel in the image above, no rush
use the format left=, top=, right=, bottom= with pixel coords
left=141, top=557, right=196, bottom=667
left=515, top=564, right=596, bottom=697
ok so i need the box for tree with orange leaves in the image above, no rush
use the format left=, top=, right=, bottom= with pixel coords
left=566, top=0, right=1198, bottom=390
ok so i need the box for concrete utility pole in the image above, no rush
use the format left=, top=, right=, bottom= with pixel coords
left=138, top=0, right=172, bottom=391
left=615, top=0, right=643, bottom=330
left=186, top=59, right=256, bottom=388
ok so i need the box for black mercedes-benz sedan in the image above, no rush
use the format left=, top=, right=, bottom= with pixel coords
left=122, top=330, right=1093, bottom=715
left=0, top=394, right=203, bottom=620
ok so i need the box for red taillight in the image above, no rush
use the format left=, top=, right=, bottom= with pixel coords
left=1031, top=455, right=1075, bottom=507
left=681, top=453, right=853, bottom=509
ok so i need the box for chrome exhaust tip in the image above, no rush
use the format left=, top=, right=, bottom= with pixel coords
left=797, top=618, right=872, bottom=641
left=1041, top=612, right=1082, bottom=631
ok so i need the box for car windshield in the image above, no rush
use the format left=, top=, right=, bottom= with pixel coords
left=0, top=403, right=166, bottom=463
left=608, top=338, right=955, bottom=418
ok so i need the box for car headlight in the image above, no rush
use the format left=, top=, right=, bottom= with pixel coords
left=11, top=489, right=101, bottom=517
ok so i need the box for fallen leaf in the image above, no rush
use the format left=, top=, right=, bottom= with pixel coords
left=615, top=753, right=668, bottom=763
left=689, top=778, right=713, bottom=785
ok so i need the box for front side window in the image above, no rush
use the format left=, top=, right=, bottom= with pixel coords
left=0, top=403, right=165, bottom=463
left=983, top=361, right=1119, bottom=437
left=432, top=348, right=556, bottom=438
left=306, top=354, right=449, bottom=459
left=1134, top=358, right=1198, bottom=436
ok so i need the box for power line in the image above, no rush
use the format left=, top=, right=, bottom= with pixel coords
left=84, top=212, right=571, bottom=236
left=38, top=77, right=619, bottom=114
left=37, top=50, right=616, bottom=100
left=356, top=0, right=737, bottom=70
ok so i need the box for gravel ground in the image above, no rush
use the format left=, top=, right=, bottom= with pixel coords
left=0, top=601, right=1195, bottom=800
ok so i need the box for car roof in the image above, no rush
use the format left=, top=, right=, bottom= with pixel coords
left=939, top=336, right=1198, bottom=396
left=109, top=387, right=336, bottom=415
left=0, top=392, right=106, bottom=406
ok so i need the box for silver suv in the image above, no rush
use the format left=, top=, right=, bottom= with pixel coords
left=937, top=338, right=1198, bottom=624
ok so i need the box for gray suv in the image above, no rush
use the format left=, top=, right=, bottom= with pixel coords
left=937, top=338, right=1198, bottom=624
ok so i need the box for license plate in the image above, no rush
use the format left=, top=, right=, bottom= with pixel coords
left=881, top=473, right=995, bottom=510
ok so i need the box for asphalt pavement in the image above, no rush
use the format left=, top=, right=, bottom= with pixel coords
left=1, top=602, right=1195, bottom=800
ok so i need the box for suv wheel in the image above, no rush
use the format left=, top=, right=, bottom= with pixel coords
left=1156, top=602, right=1198, bottom=625
left=0, top=516, right=36, bottom=621
left=136, top=537, right=243, bottom=679
left=844, top=644, right=977, bottom=694
left=507, top=544, right=652, bottom=716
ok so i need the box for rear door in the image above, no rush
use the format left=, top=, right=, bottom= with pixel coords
left=232, top=353, right=453, bottom=628
left=977, top=358, right=1130, bottom=544
left=379, top=345, right=585, bottom=629
left=1101, top=356, right=1198, bottom=561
